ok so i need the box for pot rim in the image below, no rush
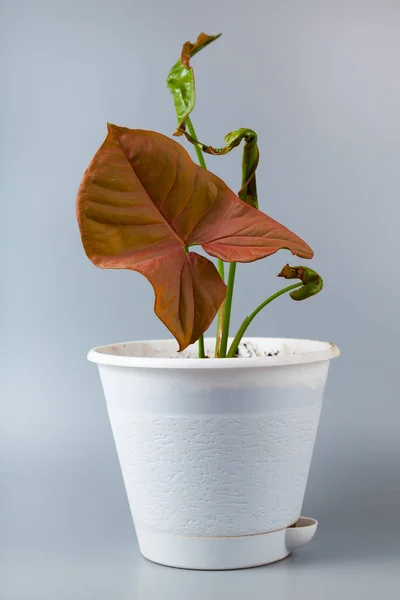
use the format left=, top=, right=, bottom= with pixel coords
left=87, top=337, right=340, bottom=369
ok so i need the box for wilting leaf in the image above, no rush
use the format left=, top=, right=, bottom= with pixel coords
left=166, top=32, right=221, bottom=131
left=237, top=132, right=259, bottom=209
left=77, top=124, right=313, bottom=349
left=277, top=264, right=323, bottom=300
left=179, top=127, right=260, bottom=208
left=180, top=32, right=221, bottom=66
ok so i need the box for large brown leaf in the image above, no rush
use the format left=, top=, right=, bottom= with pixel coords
left=77, top=124, right=313, bottom=350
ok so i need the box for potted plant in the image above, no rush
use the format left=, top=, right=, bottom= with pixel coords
left=77, top=33, right=340, bottom=570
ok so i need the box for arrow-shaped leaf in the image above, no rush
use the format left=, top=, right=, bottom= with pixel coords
left=77, top=124, right=313, bottom=350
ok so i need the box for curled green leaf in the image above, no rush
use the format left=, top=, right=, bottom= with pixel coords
left=181, top=128, right=260, bottom=209
left=180, top=127, right=256, bottom=155
left=237, top=130, right=259, bottom=209
left=277, top=265, right=323, bottom=300
left=166, top=32, right=221, bottom=131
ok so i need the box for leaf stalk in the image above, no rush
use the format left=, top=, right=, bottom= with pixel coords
left=226, top=283, right=303, bottom=358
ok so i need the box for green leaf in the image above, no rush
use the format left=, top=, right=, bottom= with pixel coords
left=179, top=127, right=260, bottom=209
left=277, top=265, right=323, bottom=300
left=166, top=33, right=221, bottom=131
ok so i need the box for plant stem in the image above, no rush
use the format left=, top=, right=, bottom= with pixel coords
left=214, top=259, right=226, bottom=356
left=226, top=283, right=303, bottom=358
left=198, top=335, right=205, bottom=359
left=185, top=116, right=224, bottom=359
left=218, top=262, right=237, bottom=358
left=186, top=118, right=224, bottom=284
left=218, top=137, right=257, bottom=358
left=184, top=243, right=205, bottom=357
left=217, top=258, right=225, bottom=283
left=186, top=116, right=207, bottom=169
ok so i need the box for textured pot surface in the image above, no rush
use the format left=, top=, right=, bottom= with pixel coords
left=88, top=337, right=339, bottom=569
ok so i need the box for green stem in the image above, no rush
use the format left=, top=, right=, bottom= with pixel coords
left=198, top=335, right=205, bottom=359
left=186, top=116, right=207, bottom=169
left=217, top=256, right=225, bottom=281
left=184, top=243, right=205, bottom=357
left=186, top=119, right=224, bottom=288
left=218, top=136, right=257, bottom=358
left=226, top=283, right=303, bottom=358
left=186, top=116, right=224, bottom=359
left=218, top=262, right=237, bottom=358
left=214, top=259, right=226, bottom=356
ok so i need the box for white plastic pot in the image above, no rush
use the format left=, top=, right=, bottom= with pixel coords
left=88, top=337, right=339, bottom=570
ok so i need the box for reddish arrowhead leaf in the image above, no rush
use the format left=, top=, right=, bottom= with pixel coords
left=134, top=248, right=226, bottom=349
left=77, top=124, right=313, bottom=350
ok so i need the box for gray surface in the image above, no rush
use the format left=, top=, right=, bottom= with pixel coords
left=1, top=0, right=399, bottom=598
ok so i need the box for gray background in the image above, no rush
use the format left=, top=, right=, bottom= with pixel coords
left=1, top=0, right=399, bottom=598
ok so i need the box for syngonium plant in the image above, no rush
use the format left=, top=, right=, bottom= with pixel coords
left=76, top=33, right=323, bottom=358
